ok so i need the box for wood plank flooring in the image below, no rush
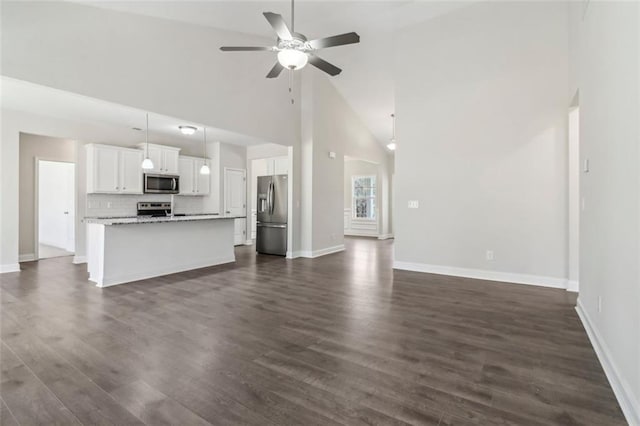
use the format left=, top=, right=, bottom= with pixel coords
left=1, top=237, right=626, bottom=425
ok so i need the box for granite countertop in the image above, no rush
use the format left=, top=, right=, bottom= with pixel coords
left=85, top=214, right=241, bottom=225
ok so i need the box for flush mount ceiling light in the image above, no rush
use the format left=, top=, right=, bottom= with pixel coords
left=141, top=113, right=154, bottom=169
left=179, top=125, right=197, bottom=135
left=387, top=113, right=397, bottom=151
left=200, top=128, right=210, bottom=175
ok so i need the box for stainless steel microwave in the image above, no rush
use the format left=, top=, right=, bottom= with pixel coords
left=143, top=174, right=179, bottom=194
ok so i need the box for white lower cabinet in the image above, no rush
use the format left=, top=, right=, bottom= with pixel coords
left=86, top=144, right=143, bottom=194
left=178, top=156, right=210, bottom=196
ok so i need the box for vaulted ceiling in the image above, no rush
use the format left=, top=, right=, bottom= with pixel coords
left=72, top=1, right=471, bottom=146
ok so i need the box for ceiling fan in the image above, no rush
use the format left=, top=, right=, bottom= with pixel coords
left=220, top=0, right=360, bottom=78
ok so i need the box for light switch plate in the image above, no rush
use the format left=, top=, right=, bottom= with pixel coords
left=408, top=200, right=419, bottom=209
left=583, top=159, right=590, bottom=173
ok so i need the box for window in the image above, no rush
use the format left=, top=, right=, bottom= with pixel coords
left=352, top=175, right=376, bottom=220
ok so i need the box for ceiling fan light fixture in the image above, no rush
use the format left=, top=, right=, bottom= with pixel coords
left=277, top=49, right=308, bottom=70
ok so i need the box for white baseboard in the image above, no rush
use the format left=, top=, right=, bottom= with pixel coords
left=19, top=253, right=35, bottom=262
left=566, top=280, right=579, bottom=292
left=72, top=256, right=87, bottom=264
left=0, top=264, right=21, bottom=273
left=392, top=261, right=568, bottom=289
left=298, top=244, right=345, bottom=259
left=344, top=231, right=378, bottom=237
left=286, top=250, right=298, bottom=259
left=378, top=233, right=394, bottom=240
left=576, top=299, right=639, bottom=425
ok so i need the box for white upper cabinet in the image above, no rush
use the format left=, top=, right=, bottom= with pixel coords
left=194, top=158, right=210, bottom=195
left=178, top=157, right=195, bottom=195
left=119, top=149, right=144, bottom=194
left=273, top=157, right=289, bottom=175
left=138, top=143, right=181, bottom=175
left=91, top=145, right=119, bottom=192
left=86, top=144, right=143, bottom=194
left=263, top=157, right=289, bottom=176
left=178, top=156, right=210, bottom=196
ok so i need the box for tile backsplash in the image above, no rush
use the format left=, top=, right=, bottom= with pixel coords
left=86, top=194, right=205, bottom=218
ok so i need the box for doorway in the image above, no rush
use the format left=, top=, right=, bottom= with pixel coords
left=36, top=160, right=75, bottom=259
left=224, top=167, right=247, bottom=245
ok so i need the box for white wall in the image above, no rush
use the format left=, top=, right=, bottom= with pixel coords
left=570, top=1, right=640, bottom=423
left=300, top=71, right=393, bottom=256
left=18, top=134, right=76, bottom=259
left=1, top=1, right=299, bottom=146
left=393, top=1, right=570, bottom=286
left=38, top=161, right=75, bottom=251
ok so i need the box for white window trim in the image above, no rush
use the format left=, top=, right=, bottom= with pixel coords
left=351, top=175, right=377, bottom=221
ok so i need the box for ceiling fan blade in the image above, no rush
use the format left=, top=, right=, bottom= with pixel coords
left=308, top=55, right=342, bottom=76
left=266, top=62, right=285, bottom=79
left=263, top=12, right=293, bottom=41
left=220, top=46, right=273, bottom=51
left=308, top=32, right=360, bottom=50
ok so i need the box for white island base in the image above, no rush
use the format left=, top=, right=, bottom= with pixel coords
left=86, top=217, right=236, bottom=287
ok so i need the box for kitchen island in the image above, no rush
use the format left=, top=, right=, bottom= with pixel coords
left=85, top=215, right=238, bottom=287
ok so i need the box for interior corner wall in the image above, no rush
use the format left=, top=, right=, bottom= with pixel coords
left=300, top=71, right=392, bottom=256
left=19, top=134, right=76, bottom=258
left=393, top=1, right=570, bottom=282
left=571, top=1, right=640, bottom=422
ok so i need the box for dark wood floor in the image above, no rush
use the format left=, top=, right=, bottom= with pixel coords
left=1, top=237, right=625, bottom=425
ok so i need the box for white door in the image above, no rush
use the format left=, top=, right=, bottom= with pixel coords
left=225, top=168, right=246, bottom=245
left=224, top=168, right=246, bottom=217
left=120, top=149, right=143, bottom=194
left=38, top=160, right=75, bottom=255
left=94, top=146, right=119, bottom=192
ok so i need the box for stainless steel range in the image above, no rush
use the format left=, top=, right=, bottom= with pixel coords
left=137, top=201, right=172, bottom=217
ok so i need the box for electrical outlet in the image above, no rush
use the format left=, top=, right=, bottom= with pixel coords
left=486, top=250, right=494, bottom=261
left=408, top=200, right=419, bottom=209
left=598, top=296, right=602, bottom=313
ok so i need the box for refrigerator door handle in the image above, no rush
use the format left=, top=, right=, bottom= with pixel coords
left=257, top=223, right=286, bottom=229
left=266, top=182, right=272, bottom=215
left=269, top=181, right=275, bottom=215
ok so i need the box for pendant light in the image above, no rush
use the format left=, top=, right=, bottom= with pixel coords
left=387, top=113, right=397, bottom=151
left=141, top=113, right=154, bottom=169
left=200, top=128, right=211, bottom=175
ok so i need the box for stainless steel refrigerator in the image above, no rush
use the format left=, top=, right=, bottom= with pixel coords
left=256, top=174, right=288, bottom=256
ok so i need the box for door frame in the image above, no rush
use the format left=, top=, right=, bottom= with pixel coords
left=34, top=157, right=77, bottom=260
left=223, top=167, right=247, bottom=216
